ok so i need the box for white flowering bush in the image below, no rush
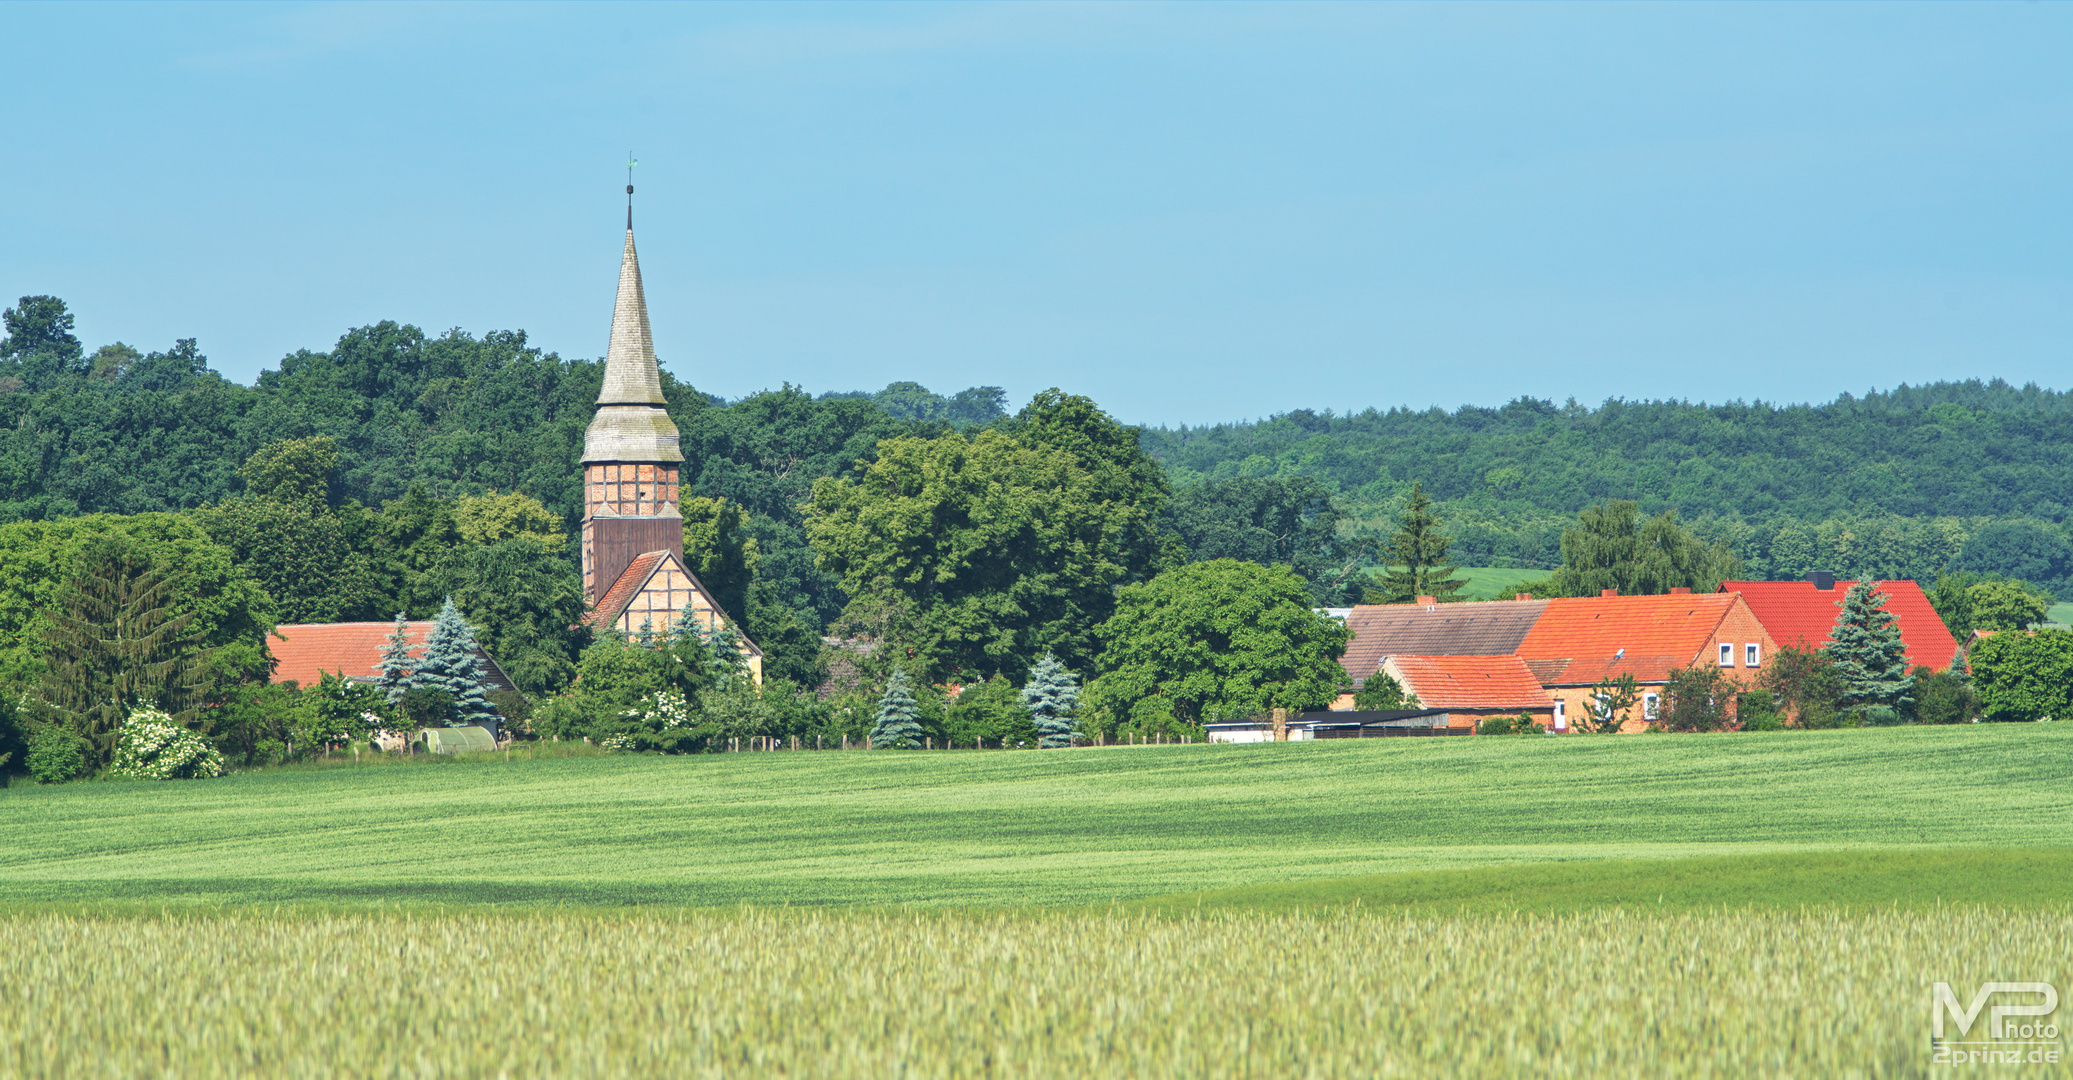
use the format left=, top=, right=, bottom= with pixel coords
left=599, top=691, right=697, bottom=753
left=109, top=706, right=225, bottom=780
left=636, top=691, right=694, bottom=733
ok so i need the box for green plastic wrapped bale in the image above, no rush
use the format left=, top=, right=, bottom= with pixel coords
left=418, top=726, right=498, bottom=755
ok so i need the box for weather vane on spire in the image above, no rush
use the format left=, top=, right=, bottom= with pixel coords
left=626, top=152, right=638, bottom=228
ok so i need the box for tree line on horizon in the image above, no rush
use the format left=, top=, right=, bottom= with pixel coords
left=4, top=294, right=2072, bottom=778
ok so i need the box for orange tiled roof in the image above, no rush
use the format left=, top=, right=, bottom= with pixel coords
left=1719, top=580, right=1958, bottom=671
left=586, top=550, right=672, bottom=630
left=1385, top=655, right=1554, bottom=711
left=1514, top=593, right=1744, bottom=685
left=267, top=622, right=516, bottom=693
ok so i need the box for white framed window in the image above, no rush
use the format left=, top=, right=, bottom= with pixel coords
left=1745, top=643, right=1761, bottom=667
left=1718, top=643, right=1734, bottom=667
left=1643, top=693, right=1660, bottom=721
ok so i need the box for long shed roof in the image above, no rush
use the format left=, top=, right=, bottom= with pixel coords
left=1338, top=600, right=1547, bottom=681
left=268, top=622, right=517, bottom=694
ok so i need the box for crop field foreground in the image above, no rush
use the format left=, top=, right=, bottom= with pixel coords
left=0, top=725, right=2067, bottom=909
left=3, top=907, right=2066, bottom=1079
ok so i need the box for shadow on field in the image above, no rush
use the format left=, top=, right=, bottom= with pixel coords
left=1126, top=848, right=2073, bottom=916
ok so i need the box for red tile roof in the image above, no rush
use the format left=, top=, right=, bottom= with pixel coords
left=268, top=622, right=516, bottom=693
left=1515, top=593, right=1747, bottom=685
left=586, top=550, right=672, bottom=630
left=1718, top=580, right=1958, bottom=670
left=1384, top=655, right=1554, bottom=711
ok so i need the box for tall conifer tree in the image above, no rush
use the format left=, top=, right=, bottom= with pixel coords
left=870, top=670, right=925, bottom=749
left=31, top=535, right=210, bottom=769
left=1369, top=482, right=1467, bottom=603
left=1022, top=652, right=1081, bottom=748
left=376, top=613, right=413, bottom=703
left=1824, top=581, right=1915, bottom=712
left=412, top=597, right=497, bottom=727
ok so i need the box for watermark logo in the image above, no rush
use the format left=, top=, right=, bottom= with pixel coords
left=1931, top=982, right=2061, bottom=1067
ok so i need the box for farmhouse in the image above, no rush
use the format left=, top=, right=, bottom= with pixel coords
left=1718, top=574, right=1957, bottom=671
left=1515, top=591, right=1776, bottom=733
left=1333, top=589, right=1777, bottom=733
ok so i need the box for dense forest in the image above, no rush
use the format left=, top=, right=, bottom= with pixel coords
left=5, top=292, right=2068, bottom=772
left=1143, top=385, right=2073, bottom=591
left=4, top=292, right=2071, bottom=651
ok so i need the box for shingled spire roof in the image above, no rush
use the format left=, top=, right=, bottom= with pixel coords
left=582, top=226, right=683, bottom=463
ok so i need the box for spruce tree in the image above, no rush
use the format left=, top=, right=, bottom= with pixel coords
left=412, top=597, right=497, bottom=727
left=376, top=613, right=413, bottom=703
left=1369, top=482, right=1468, bottom=604
left=870, top=670, right=925, bottom=749
left=31, top=535, right=210, bottom=770
left=709, top=620, right=751, bottom=685
left=1022, top=652, right=1081, bottom=748
left=1824, top=581, right=1915, bottom=713
left=1949, top=645, right=1970, bottom=685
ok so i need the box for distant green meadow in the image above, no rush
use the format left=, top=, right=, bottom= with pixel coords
left=2, top=724, right=2067, bottom=911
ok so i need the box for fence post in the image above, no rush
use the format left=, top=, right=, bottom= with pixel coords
left=1272, top=708, right=1289, bottom=742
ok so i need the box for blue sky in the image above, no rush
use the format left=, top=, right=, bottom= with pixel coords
left=3, top=2, right=2068, bottom=425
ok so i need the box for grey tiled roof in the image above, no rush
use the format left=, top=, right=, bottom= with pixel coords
left=583, top=228, right=683, bottom=463
left=1339, top=600, right=1549, bottom=680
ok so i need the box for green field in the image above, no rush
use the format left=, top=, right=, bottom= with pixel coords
left=1360, top=564, right=1548, bottom=600
left=6, top=728, right=2070, bottom=1077
left=1452, top=564, right=1548, bottom=599
left=3, top=725, right=2068, bottom=910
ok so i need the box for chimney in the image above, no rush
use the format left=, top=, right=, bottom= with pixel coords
left=1600, top=588, right=1618, bottom=598
left=1669, top=586, right=1691, bottom=595
left=1809, top=572, right=1835, bottom=591
left=1515, top=592, right=1533, bottom=601
left=1416, top=595, right=1437, bottom=606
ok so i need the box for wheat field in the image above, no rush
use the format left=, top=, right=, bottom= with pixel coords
left=2, top=907, right=2061, bottom=1079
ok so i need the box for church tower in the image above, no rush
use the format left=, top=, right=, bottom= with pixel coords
left=579, top=188, right=764, bottom=680
left=581, top=198, right=685, bottom=602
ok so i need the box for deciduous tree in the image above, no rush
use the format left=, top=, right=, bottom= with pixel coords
left=807, top=428, right=1148, bottom=680
left=1758, top=644, right=1843, bottom=728
left=1544, top=501, right=1741, bottom=598
left=1352, top=671, right=1419, bottom=712
left=1970, top=629, right=2073, bottom=723
left=1657, top=663, right=1733, bottom=732
left=1582, top=673, right=1641, bottom=734
left=1087, top=560, right=1350, bottom=736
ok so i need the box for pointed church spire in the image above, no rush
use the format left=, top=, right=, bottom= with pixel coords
left=582, top=206, right=682, bottom=463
